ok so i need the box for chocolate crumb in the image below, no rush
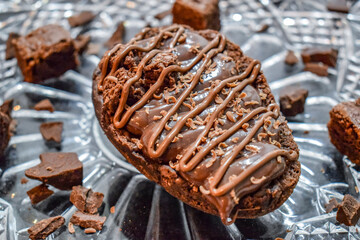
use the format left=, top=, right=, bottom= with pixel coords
left=21, top=177, right=29, bottom=184
left=27, top=184, right=54, bottom=204
left=68, top=11, right=96, bottom=27
left=336, top=194, right=360, bottom=226
left=304, top=63, right=328, bottom=76
left=105, top=22, right=125, bottom=49
left=84, top=227, right=97, bottom=234
left=284, top=50, right=298, bottom=66
left=325, top=198, right=339, bottom=213
left=28, top=215, right=65, bottom=240
left=303, top=130, right=309, bottom=134
left=327, top=0, right=349, bottom=14
left=154, top=9, right=172, bottom=20
left=70, top=211, right=106, bottom=230
left=70, top=185, right=104, bottom=214
left=301, top=47, right=338, bottom=67
left=255, top=24, right=269, bottom=33
left=110, top=206, right=115, bottom=214
left=40, top=121, right=63, bottom=144
left=5, top=32, right=20, bottom=60
left=279, top=87, right=308, bottom=117
left=74, top=34, right=91, bottom=54
left=34, top=99, right=55, bottom=113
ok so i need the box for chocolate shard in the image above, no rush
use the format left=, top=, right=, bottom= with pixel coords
left=327, top=0, right=350, bottom=14
left=105, top=22, right=125, bottom=49
left=74, top=34, right=91, bottom=54
left=28, top=215, right=65, bottom=240
left=70, top=211, right=106, bottom=230
left=13, top=24, right=79, bottom=83
left=39, top=121, right=63, bottom=144
left=336, top=194, right=360, bottom=226
left=70, top=185, right=104, bottom=214
left=27, top=184, right=54, bottom=205
left=68, top=11, right=96, bottom=27
left=279, top=87, right=308, bottom=117
left=34, top=99, right=55, bottom=113
left=304, top=62, right=328, bottom=76
left=5, top=32, right=20, bottom=60
left=172, top=0, right=220, bottom=30
left=301, top=47, right=338, bottom=67
left=325, top=198, right=339, bottom=213
left=0, top=99, right=13, bottom=155
left=25, top=152, right=83, bottom=190
left=284, top=50, right=299, bottom=66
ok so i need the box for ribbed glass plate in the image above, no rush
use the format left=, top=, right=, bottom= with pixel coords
left=1, top=0, right=360, bottom=239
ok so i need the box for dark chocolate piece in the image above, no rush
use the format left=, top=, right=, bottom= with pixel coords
left=39, top=121, right=63, bottom=144
left=74, top=34, right=91, bottom=54
left=28, top=215, right=65, bottom=240
left=279, top=87, right=308, bottom=117
left=27, top=184, right=54, bottom=204
left=328, top=99, right=360, bottom=165
left=325, top=198, right=339, bottom=213
left=93, top=25, right=300, bottom=224
left=105, top=22, right=125, bottom=49
left=34, top=99, right=55, bottom=113
left=70, top=211, right=106, bottom=230
left=327, top=0, right=350, bottom=14
left=13, top=24, right=79, bottom=83
left=5, top=32, right=20, bottom=60
left=284, top=50, right=299, bottom=66
left=172, top=0, right=220, bottom=30
left=304, top=63, right=328, bottom=76
left=336, top=194, right=360, bottom=226
left=25, top=152, right=83, bottom=190
left=70, top=185, right=104, bottom=214
left=301, top=48, right=338, bottom=67
left=68, top=11, right=96, bottom=27
left=0, top=100, right=13, bottom=155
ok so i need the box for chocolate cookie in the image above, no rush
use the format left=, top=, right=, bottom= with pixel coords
left=92, top=25, right=300, bottom=224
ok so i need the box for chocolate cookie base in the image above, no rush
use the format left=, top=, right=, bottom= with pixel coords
left=92, top=26, right=300, bottom=220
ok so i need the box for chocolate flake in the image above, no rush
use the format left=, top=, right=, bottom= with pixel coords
left=28, top=216, right=65, bottom=240
left=34, top=99, right=55, bottom=113
left=21, top=177, right=29, bottom=184
left=325, top=198, right=339, bottom=213
left=70, top=185, right=104, bottom=214
left=40, top=121, right=63, bottom=144
left=70, top=211, right=106, bottom=230
left=284, top=50, right=298, bottom=66
left=74, top=34, right=91, bottom=54
left=27, top=184, right=54, bottom=204
left=84, top=227, right=97, bottom=234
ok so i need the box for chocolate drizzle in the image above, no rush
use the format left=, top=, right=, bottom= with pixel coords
left=97, top=25, right=298, bottom=224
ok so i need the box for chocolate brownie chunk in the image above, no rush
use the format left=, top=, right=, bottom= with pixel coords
left=13, top=24, right=79, bottom=83
left=325, top=198, right=339, bottom=213
left=105, top=22, right=125, bottom=49
left=25, top=152, right=83, bottom=190
left=172, top=0, right=220, bottom=30
left=327, top=0, right=350, bottom=14
left=70, top=211, right=106, bottom=230
left=5, top=32, right=20, bottom=60
left=304, top=63, right=328, bottom=76
left=74, top=34, right=91, bottom=54
left=28, top=215, right=65, bottom=240
left=27, top=184, right=54, bottom=204
left=280, top=87, right=308, bottom=117
left=92, top=25, right=300, bottom=224
left=0, top=100, right=13, bottom=156
left=68, top=11, right=96, bottom=27
left=39, top=121, right=63, bottom=145
left=70, top=185, right=104, bottom=214
left=34, top=99, right=55, bottom=112
left=328, top=99, right=360, bottom=165
left=301, top=47, right=338, bottom=67
left=336, top=194, right=360, bottom=226
left=284, top=50, right=298, bottom=66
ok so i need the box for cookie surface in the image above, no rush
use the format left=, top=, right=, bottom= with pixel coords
left=93, top=25, right=300, bottom=224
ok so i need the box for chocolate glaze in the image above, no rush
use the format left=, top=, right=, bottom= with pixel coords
left=97, top=25, right=298, bottom=224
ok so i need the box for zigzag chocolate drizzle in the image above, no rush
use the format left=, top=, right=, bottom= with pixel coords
left=98, top=25, right=298, bottom=225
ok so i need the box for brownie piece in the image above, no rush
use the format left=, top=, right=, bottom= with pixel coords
left=34, top=99, right=55, bottom=112
left=336, top=194, right=360, bottom=226
left=284, top=50, right=298, bottom=66
left=304, top=63, right=328, bottom=76
left=279, top=87, right=308, bottom=117
left=327, top=0, right=350, bottom=14
left=0, top=100, right=13, bottom=156
left=27, top=184, right=54, bottom=204
left=25, top=152, right=83, bottom=190
left=172, top=0, right=220, bottom=30
left=28, top=215, right=65, bottom=240
left=328, top=99, right=360, bottom=165
left=301, top=47, right=338, bottom=67
left=92, top=25, right=300, bottom=224
left=13, top=24, right=79, bottom=83
left=74, top=34, right=91, bottom=54
left=70, top=211, right=106, bottom=230
left=68, top=11, right=96, bottom=27
left=39, top=121, right=63, bottom=146
left=70, top=185, right=104, bottom=214
left=5, top=32, right=20, bottom=60
left=105, top=22, right=125, bottom=49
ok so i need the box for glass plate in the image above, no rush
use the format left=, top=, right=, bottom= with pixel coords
left=1, top=0, right=360, bottom=239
